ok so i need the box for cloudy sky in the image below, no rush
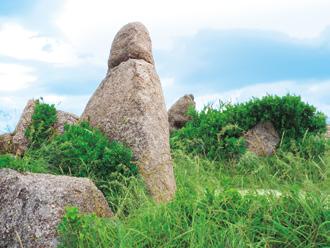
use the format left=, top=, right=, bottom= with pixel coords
left=1, top=0, right=330, bottom=132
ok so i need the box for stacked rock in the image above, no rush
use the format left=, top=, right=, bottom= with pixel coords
left=82, top=22, right=176, bottom=202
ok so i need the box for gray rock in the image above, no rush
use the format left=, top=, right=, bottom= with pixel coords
left=168, top=94, right=195, bottom=132
left=55, top=110, right=79, bottom=134
left=327, top=125, right=330, bottom=138
left=12, top=99, right=36, bottom=155
left=0, top=169, right=112, bottom=248
left=244, top=121, right=280, bottom=156
left=82, top=23, right=176, bottom=203
left=108, top=22, right=154, bottom=70
left=0, top=133, right=14, bottom=154
left=11, top=100, right=79, bottom=155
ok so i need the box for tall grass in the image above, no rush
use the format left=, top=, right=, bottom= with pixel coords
left=57, top=148, right=330, bottom=248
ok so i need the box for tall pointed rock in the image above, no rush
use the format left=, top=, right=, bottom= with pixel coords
left=81, top=22, right=176, bottom=202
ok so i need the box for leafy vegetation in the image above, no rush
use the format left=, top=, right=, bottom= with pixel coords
left=171, top=94, right=327, bottom=160
left=25, top=100, right=57, bottom=149
left=0, top=96, right=329, bottom=247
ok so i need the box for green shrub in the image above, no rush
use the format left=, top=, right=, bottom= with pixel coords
left=40, top=121, right=137, bottom=180
left=37, top=121, right=139, bottom=211
left=25, top=100, right=57, bottom=149
left=172, top=95, right=327, bottom=161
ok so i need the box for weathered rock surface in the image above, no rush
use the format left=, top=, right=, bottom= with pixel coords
left=0, top=133, right=14, bottom=154
left=244, top=121, right=280, bottom=156
left=0, top=169, right=112, bottom=248
left=168, top=94, right=196, bottom=132
left=12, top=99, right=36, bottom=155
left=327, top=125, right=330, bottom=138
left=82, top=23, right=176, bottom=202
left=11, top=100, right=79, bottom=155
left=108, top=22, right=154, bottom=70
left=54, top=110, right=79, bottom=134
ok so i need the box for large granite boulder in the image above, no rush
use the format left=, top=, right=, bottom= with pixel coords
left=0, top=169, right=112, bottom=248
left=244, top=121, right=280, bottom=156
left=168, top=94, right=196, bottom=132
left=11, top=99, right=79, bottom=155
left=82, top=22, right=176, bottom=202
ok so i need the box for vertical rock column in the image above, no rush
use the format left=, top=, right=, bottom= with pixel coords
left=81, top=22, right=176, bottom=202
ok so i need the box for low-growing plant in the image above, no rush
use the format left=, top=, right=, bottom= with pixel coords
left=0, top=154, right=48, bottom=173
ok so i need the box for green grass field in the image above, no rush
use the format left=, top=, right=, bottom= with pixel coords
left=57, top=147, right=330, bottom=248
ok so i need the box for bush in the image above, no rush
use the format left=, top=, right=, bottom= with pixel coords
left=36, top=121, right=139, bottom=211
left=171, top=95, right=327, bottom=161
left=40, top=122, right=137, bottom=181
left=25, top=100, right=57, bottom=149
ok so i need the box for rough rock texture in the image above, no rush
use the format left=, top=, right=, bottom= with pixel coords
left=168, top=94, right=196, bottom=132
left=327, top=125, right=330, bottom=138
left=11, top=100, right=79, bottom=155
left=54, top=110, right=79, bottom=133
left=244, top=121, right=280, bottom=156
left=0, top=133, right=14, bottom=154
left=0, top=169, right=112, bottom=248
left=12, top=99, right=36, bottom=155
left=82, top=23, right=176, bottom=202
left=108, top=22, right=154, bottom=70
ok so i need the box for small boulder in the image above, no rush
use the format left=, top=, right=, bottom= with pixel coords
left=0, top=169, right=112, bottom=248
left=0, top=133, right=14, bottom=154
left=54, top=110, right=79, bottom=134
left=108, top=22, right=154, bottom=70
left=12, top=100, right=79, bottom=155
left=168, top=94, right=196, bottom=132
left=244, top=121, right=280, bottom=156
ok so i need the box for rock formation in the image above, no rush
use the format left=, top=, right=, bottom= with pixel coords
left=244, top=121, right=280, bottom=156
left=327, top=125, right=330, bottom=138
left=10, top=99, right=79, bottom=155
left=81, top=22, right=176, bottom=202
left=12, top=99, right=36, bottom=155
left=0, top=169, right=112, bottom=248
left=168, top=94, right=196, bottom=132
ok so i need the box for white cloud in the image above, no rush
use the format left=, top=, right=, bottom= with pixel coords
left=0, top=63, right=37, bottom=92
left=195, top=80, right=330, bottom=118
left=54, top=0, right=330, bottom=65
left=0, top=23, right=79, bottom=66
left=42, top=94, right=90, bottom=115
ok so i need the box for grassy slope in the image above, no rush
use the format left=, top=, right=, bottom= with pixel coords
left=57, top=147, right=330, bottom=248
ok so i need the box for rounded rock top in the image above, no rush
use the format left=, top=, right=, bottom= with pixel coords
left=108, top=22, right=154, bottom=70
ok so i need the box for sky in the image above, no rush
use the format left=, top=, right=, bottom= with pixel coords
left=0, top=0, right=330, bottom=132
